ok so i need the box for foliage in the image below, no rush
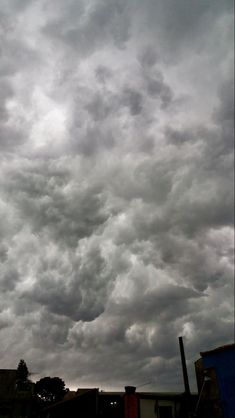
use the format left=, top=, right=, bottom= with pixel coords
left=35, top=376, right=68, bottom=404
left=16, top=359, right=29, bottom=382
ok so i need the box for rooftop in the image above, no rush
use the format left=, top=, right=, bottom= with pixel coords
left=200, top=343, right=235, bottom=357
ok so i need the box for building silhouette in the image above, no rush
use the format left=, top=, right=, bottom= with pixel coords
left=194, top=343, right=235, bottom=418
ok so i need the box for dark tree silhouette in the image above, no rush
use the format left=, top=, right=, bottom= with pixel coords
left=35, top=377, right=68, bottom=404
left=16, top=359, right=33, bottom=392
left=16, top=359, right=29, bottom=382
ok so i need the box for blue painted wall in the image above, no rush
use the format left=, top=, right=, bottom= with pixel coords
left=202, top=347, right=235, bottom=418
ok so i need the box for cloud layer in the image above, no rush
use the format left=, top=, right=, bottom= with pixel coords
left=0, top=0, right=234, bottom=390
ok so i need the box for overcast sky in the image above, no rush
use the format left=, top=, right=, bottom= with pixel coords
left=0, top=0, right=234, bottom=392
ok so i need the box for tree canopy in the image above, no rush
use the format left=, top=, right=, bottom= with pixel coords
left=16, top=359, right=29, bottom=382
left=35, top=376, right=68, bottom=404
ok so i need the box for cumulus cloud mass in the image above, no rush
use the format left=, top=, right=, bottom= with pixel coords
left=0, top=0, right=234, bottom=390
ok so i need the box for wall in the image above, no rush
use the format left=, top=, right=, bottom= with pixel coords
left=202, top=347, right=235, bottom=418
left=139, top=398, right=178, bottom=418
left=140, top=399, right=156, bottom=418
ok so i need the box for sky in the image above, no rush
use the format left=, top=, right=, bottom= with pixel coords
left=0, top=0, right=234, bottom=392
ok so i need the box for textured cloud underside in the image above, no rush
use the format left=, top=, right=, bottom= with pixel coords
left=0, top=0, right=234, bottom=390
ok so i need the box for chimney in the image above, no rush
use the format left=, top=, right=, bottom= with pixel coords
left=124, top=386, right=139, bottom=418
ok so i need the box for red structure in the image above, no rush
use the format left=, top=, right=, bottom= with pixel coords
left=124, top=386, right=139, bottom=418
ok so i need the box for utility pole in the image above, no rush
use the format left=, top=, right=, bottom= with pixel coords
left=179, top=336, right=192, bottom=418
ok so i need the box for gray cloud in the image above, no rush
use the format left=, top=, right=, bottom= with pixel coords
left=23, top=239, right=115, bottom=322
left=0, top=0, right=233, bottom=392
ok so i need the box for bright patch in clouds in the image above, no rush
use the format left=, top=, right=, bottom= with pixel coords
left=30, top=88, right=68, bottom=149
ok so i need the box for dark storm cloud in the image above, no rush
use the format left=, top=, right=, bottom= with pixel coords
left=122, top=89, right=143, bottom=116
left=42, top=0, right=131, bottom=55
left=132, top=0, right=233, bottom=60
left=40, top=0, right=233, bottom=60
left=67, top=61, right=174, bottom=156
left=0, top=0, right=233, bottom=392
left=0, top=267, right=19, bottom=293
left=24, top=240, right=115, bottom=322
left=1, top=159, right=109, bottom=246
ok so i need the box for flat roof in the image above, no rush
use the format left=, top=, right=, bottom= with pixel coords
left=99, top=391, right=198, bottom=397
left=200, top=343, right=235, bottom=357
